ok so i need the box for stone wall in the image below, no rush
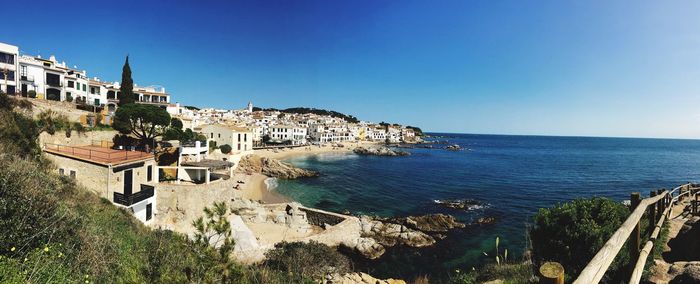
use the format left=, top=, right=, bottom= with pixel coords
left=154, top=179, right=239, bottom=233
left=39, top=130, right=118, bottom=147
left=300, top=207, right=348, bottom=227
left=44, top=152, right=110, bottom=197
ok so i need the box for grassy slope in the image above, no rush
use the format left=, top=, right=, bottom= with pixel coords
left=0, top=95, right=292, bottom=283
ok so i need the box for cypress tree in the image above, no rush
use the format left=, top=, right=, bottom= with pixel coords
left=119, top=55, right=135, bottom=106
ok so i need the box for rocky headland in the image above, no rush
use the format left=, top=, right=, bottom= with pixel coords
left=353, top=146, right=410, bottom=157
left=344, top=214, right=466, bottom=259
left=236, top=154, right=319, bottom=179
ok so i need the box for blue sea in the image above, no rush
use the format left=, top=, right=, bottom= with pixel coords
left=274, top=134, right=700, bottom=280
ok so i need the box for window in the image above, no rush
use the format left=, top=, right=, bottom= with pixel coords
left=146, top=203, right=152, bottom=221
left=147, top=165, right=153, bottom=182
left=244, top=134, right=247, bottom=142
left=238, top=144, right=241, bottom=150
left=238, top=133, right=241, bottom=142
left=218, top=133, right=220, bottom=138
left=82, top=84, right=86, bottom=92
left=90, top=87, right=96, bottom=94
left=59, top=168, right=64, bottom=175
left=70, top=170, right=76, bottom=179
left=67, top=81, right=74, bottom=88
left=210, top=133, right=213, bottom=138
left=0, top=52, right=14, bottom=64
left=20, top=65, right=27, bottom=76
left=2, top=71, right=14, bottom=81
left=46, top=73, right=61, bottom=87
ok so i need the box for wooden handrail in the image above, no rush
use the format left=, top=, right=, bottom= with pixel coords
left=573, top=192, right=667, bottom=284
left=629, top=197, right=671, bottom=283
left=573, top=182, right=695, bottom=284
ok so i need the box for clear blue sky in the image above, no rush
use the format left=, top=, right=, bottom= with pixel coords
left=5, top=0, right=700, bottom=138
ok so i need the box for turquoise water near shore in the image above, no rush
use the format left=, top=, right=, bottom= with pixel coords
left=274, top=134, right=700, bottom=280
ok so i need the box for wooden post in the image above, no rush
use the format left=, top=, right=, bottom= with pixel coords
left=629, top=192, right=641, bottom=271
left=657, top=189, right=665, bottom=217
left=539, top=262, right=564, bottom=284
left=649, top=191, right=657, bottom=227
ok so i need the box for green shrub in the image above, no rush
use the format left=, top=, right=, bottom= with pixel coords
left=209, top=140, right=217, bottom=149
left=530, top=197, right=629, bottom=281
left=27, top=90, right=36, bottom=98
left=220, top=144, right=232, bottom=154
left=264, top=241, right=351, bottom=282
left=66, top=94, right=73, bottom=102
left=162, top=127, right=183, bottom=141
left=170, top=117, right=183, bottom=129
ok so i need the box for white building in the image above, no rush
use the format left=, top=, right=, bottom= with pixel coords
left=64, top=68, right=89, bottom=103
left=18, top=55, right=66, bottom=101
left=196, top=124, right=253, bottom=154
left=0, top=42, right=18, bottom=95
left=269, top=124, right=308, bottom=145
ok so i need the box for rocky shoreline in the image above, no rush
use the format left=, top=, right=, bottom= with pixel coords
left=353, top=146, right=410, bottom=157
left=345, top=214, right=466, bottom=259
left=236, top=154, right=319, bottom=179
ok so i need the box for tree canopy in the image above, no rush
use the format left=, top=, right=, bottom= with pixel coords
left=119, top=56, right=135, bottom=106
left=113, top=104, right=171, bottom=142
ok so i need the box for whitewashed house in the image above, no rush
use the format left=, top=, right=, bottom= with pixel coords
left=196, top=124, right=253, bottom=154
left=0, top=42, right=19, bottom=95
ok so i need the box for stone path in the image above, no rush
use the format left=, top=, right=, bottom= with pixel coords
left=649, top=194, right=700, bottom=283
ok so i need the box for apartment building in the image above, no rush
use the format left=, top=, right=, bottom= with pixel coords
left=0, top=42, right=18, bottom=95
left=269, top=124, right=308, bottom=145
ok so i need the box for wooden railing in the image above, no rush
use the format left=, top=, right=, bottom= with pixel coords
left=44, top=143, right=150, bottom=162
left=571, top=183, right=698, bottom=284
left=113, top=184, right=155, bottom=206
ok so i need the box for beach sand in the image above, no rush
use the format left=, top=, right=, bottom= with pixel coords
left=253, top=141, right=378, bottom=160
left=234, top=173, right=289, bottom=204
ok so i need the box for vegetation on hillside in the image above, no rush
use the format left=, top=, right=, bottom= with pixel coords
left=530, top=197, right=631, bottom=282
left=406, top=125, right=424, bottom=136
left=253, top=106, right=360, bottom=123
left=0, top=92, right=355, bottom=283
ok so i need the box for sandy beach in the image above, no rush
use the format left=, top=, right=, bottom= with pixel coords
left=236, top=173, right=290, bottom=204
left=253, top=141, right=378, bottom=160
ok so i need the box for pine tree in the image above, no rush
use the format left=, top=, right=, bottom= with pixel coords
left=119, top=55, right=135, bottom=106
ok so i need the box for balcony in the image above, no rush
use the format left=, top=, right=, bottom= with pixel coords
left=20, top=75, right=34, bottom=82
left=46, top=81, right=62, bottom=87
left=113, top=184, right=155, bottom=206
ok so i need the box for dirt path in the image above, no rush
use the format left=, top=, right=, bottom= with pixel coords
left=649, top=193, right=699, bottom=283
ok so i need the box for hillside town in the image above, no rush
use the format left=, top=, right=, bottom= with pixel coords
left=0, top=41, right=420, bottom=149
left=0, top=40, right=431, bottom=276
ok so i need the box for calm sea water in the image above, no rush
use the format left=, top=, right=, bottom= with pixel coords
left=274, top=134, right=700, bottom=280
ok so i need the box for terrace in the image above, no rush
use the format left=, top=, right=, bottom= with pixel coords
left=43, top=142, right=154, bottom=165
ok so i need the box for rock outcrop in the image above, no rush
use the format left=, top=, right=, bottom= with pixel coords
left=445, top=144, right=461, bottom=151
left=324, top=272, right=406, bottom=284
left=360, top=217, right=435, bottom=246
left=236, top=154, right=319, bottom=179
left=666, top=217, right=700, bottom=262
left=668, top=262, right=700, bottom=283
left=353, top=146, right=410, bottom=157
left=387, top=214, right=466, bottom=233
